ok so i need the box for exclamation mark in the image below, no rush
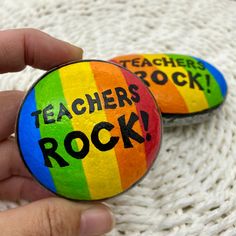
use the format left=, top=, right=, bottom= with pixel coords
left=206, top=74, right=211, bottom=93
left=141, top=111, right=151, bottom=141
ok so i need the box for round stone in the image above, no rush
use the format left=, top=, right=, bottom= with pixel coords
left=17, top=60, right=162, bottom=200
left=111, top=54, right=228, bottom=126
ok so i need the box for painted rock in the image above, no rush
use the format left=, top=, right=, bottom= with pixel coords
left=17, top=60, right=162, bottom=201
left=110, top=54, right=227, bottom=126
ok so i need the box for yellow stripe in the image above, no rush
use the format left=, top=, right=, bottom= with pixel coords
left=144, top=54, right=209, bottom=112
left=59, top=62, right=122, bottom=200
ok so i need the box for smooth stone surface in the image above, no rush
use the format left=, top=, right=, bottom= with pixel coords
left=110, top=54, right=227, bottom=126
left=16, top=60, right=162, bottom=201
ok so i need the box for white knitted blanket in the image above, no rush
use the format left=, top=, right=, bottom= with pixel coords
left=0, top=0, right=236, bottom=235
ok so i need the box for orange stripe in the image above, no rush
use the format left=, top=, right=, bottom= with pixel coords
left=143, top=54, right=189, bottom=113
left=112, top=54, right=189, bottom=113
left=90, top=61, right=147, bottom=191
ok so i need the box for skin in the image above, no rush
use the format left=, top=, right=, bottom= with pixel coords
left=0, top=28, right=114, bottom=236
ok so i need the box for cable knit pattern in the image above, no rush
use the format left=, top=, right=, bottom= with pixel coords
left=0, top=0, right=236, bottom=235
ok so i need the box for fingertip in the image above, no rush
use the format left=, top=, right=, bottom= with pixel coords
left=66, top=42, right=83, bottom=60
left=54, top=38, right=83, bottom=64
left=80, top=205, right=115, bottom=236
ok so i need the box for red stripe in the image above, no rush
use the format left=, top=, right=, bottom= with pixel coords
left=120, top=67, right=162, bottom=168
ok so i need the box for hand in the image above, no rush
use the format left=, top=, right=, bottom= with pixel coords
left=0, top=28, right=114, bottom=236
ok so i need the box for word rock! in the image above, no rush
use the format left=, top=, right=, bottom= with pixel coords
left=110, top=54, right=227, bottom=126
left=17, top=60, right=162, bottom=201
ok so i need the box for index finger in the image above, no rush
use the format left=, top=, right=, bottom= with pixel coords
left=0, top=28, right=83, bottom=73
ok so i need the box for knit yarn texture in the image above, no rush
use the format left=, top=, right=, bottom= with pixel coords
left=0, top=0, right=236, bottom=235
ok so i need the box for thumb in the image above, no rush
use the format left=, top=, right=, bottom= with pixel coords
left=0, top=197, right=114, bottom=236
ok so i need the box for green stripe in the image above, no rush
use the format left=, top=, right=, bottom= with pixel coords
left=35, top=70, right=90, bottom=200
left=168, top=54, right=223, bottom=108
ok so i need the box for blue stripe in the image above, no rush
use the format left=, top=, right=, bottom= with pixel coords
left=193, top=57, right=227, bottom=97
left=18, top=89, right=56, bottom=192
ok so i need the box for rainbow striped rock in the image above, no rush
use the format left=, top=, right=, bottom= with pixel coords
left=110, top=54, right=227, bottom=126
left=17, top=60, right=162, bottom=200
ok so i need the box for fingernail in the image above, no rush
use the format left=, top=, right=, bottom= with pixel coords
left=80, top=206, right=115, bottom=236
left=68, top=43, right=83, bottom=59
